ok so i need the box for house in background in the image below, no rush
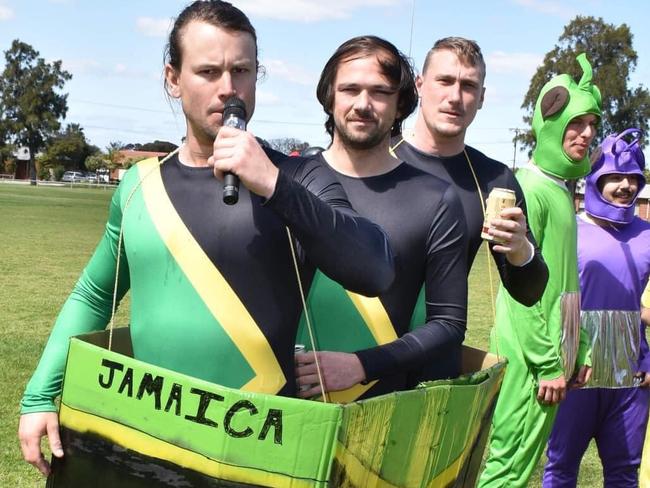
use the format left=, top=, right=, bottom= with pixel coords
left=111, top=149, right=168, bottom=181
left=13, top=147, right=30, bottom=179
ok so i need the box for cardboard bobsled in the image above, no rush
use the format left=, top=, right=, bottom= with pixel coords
left=48, top=328, right=505, bottom=487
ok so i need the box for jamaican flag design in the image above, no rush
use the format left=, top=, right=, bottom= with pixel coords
left=50, top=329, right=504, bottom=487
left=296, top=273, right=427, bottom=402
left=118, top=159, right=285, bottom=394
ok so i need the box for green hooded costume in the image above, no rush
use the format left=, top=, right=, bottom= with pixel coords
left=479, top=54, right=601, bottom=488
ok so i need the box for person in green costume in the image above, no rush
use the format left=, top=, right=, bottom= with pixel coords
left=478, top=53, right=601, bottom=488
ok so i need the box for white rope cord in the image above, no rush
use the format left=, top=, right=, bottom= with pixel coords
left=463, top=148, right=500, bottom=357
left=285, top=226, right=329, bottom=403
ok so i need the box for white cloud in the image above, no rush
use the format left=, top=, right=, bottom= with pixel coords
left=62, top=58, right=102, bottom=75
left=111, top=63, right=158, bottom=80
left=256, top=90, right=281, bottom=106
left=511, top=0, right=576, bottom=19
left=234, top=0, right=403, bottom=22
left=486, top=51, right=543, bottom=77
left=62, top=58, right=157, bottom=80
left=263, top=59, right=316, bottom=85
left=136, top=16, right=172, bottom=38
left=0, top=5, right=14, bottom=20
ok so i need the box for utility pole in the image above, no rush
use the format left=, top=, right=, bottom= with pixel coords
left=408, top=0, right=416, bottom=57
left=509, top=128, right=522, bottom=171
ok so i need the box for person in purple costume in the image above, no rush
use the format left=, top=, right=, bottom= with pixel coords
left=543, top=128, right=650, bottom=487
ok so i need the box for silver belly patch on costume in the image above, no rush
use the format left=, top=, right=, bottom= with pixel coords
left=560, top=292, right=581, bottom=381
left=581, top=309, right=641, bottom=388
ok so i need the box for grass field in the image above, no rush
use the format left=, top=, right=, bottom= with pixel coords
left=0, top=182, right=604, bottom=486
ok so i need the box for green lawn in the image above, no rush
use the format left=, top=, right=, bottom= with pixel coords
left=0, top=183, right=604, bottom=486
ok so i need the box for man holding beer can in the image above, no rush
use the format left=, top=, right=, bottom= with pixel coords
left=391, top=37, right=549, bottom=309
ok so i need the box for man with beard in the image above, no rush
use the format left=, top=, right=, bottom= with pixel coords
left=295, top=36, right=468, bottom=400
left=543, top=129, right=650, bottom=487
left=18, top=1, right=394, bottom=476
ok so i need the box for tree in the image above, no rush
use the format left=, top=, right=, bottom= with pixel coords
left=84, top=153, right=111, bottom=172
left=0, top=124, right=13, bottom=175
left=122, top=140, right=178, bottom=153
left=0, top=40, right=71, bottom=183
left=516, top=16, right=650, bottom=153
left=268, top=137, right=309, bottom=155
left=39, top=123, right=99, bottom=172
left=105, top=141, right=124, bottom=169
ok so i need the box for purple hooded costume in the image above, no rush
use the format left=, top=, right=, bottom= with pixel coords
left=544, top=129, right=650, bottom=487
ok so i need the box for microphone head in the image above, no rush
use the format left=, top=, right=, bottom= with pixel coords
left=223, top=96, right=247, bottom=121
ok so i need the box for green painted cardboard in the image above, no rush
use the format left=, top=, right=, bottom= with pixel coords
left=51, top=329, right=505, bottom=487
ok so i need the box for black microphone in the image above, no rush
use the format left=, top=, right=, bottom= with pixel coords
left=222, top=96, right=247, bottom=205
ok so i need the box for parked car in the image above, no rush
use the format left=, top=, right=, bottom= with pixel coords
left=61, top=171, right=86, bottom=183
left=85, top=172, right=98, bottom=183
left=97, top=168, right=110, bottom=183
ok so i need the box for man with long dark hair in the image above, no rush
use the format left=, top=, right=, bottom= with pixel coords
left=295, top=36, right=468, bottom=399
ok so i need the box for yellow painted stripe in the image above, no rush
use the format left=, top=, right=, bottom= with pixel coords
left=59, top=404, right=317, bottom=487
left=321, top=293, right=398, bottom=404
left=323, top=293, right=398, bottom=403
left=336, top=428, right=470, bottom=488
left=334, top=377, right=502, bottom=487
left=335, top=441, right=400, bottom=488
left=137, top=160, right=285, bottom=393
left=425, top=373, right=503, bottom=487
left=425, top=414, right=475, bottom=486
left=326, top=382, right=376, bottom=404
left=345, top=292, right=398, bottom=345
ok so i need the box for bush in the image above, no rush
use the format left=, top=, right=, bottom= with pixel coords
left=37, top=165, right=50, bottom=181
left=53, top=165, right=65, bottom=181
left=3, top=158, right=15, bottom=175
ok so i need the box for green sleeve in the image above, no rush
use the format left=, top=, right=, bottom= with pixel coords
left=507, top=183, right=564, bottom=381
left=20, top=183, right=131, bottom=413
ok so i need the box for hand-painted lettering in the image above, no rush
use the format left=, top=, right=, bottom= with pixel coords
left=98, top=359, right=124, bottom=389
left=259, top=409, right=283, bottom=445
left=136, top=373, right=164, bottom=410
left=96, top=356, right=285, bottom=445
left=164, top=383, right=183, bottom=416
left=185, top=388, right=224, bottom=427
left=224, top=400, right=257, bottom=438
left=118, top=367, right=134, bottom=397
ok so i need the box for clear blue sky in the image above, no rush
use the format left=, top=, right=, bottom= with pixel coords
left=1, top=0, right=648, bottom=166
